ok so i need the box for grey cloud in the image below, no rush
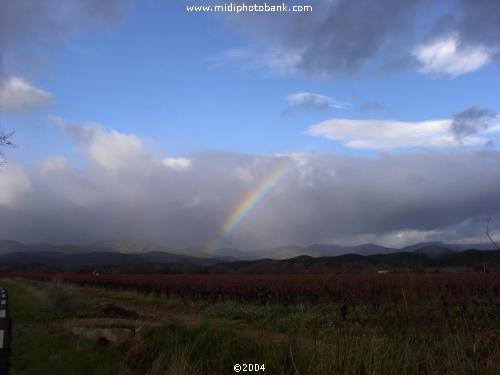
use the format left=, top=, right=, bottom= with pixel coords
left=451, top=107, right=497, bottom=139
left=221, top=0, right=431, bottom=75
left=220, top=0, right=500, bottom=76
left=485, top=140, right=496, bottom=148
left=51, top=117, right=95, bottom=142
left=454, top=0, right=500, bottom=60
left=1, top=146, right=500, bottom=249
left=289, top=0, right=426, bottom=75
left=0, top=77, right=53, bottom=115
left=0, top=0, right=128, bottom=79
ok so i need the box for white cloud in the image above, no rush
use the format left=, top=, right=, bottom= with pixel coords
left=306, top=118, right=496, bottom=150
left=52, top=118, right=145, bottom=173
left=412, top=35, right=493, bottom=77
left=54, top=117, right=196, bottom=174
left=86, top=128, right=143, bottom=172
left=485, top=124, right=500, bottom=134
left=162, top=157, right=192, bottom=171
left=286, top=92, right=346, bottom=112
left=0, top=77, right=53, bottom=114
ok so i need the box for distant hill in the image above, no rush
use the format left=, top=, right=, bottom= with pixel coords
left=243, top=245, right=313, bottom=260
left=92, top=240, right=177, bottom=254
left=402, top=241, right=497, bottom=252
left=0, top=240, right=25, bottom=253
left=0, top=239, right=235, bottom=262
left=0, top=244, right=497, bottom=273
left=225, top=242, right=487, bottom=260
left=309, top=243, right=395, bottom=257
left=413, top=245, right=455, bottom=258
left=233, top=241, right=497, bottom=260
left=0, top=250, right=222, bottom=270
left=0, top=239, right=497, bottom=269
left=209, top=243, right=397, bottom=260
left=210, top=250, right=500, bottom=274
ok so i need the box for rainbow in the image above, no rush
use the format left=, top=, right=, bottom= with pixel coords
left=207, top=160, right=295, bottom=251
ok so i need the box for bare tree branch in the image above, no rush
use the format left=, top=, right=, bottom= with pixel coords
left=0, top=103, right=14, bottom=164
left=0, top=131, right=14, bottom=165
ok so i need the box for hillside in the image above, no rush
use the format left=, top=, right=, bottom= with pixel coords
left=0, top=250, right=223, bottom=272
left=209, top=250, right=500, bottom=274
left=0, top=243, right=497, bottom=273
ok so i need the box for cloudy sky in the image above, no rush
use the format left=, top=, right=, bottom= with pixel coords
left=0, top=0, right=499, bottom=250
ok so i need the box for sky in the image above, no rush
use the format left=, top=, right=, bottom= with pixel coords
left=0, top=0, right=500, bottom=250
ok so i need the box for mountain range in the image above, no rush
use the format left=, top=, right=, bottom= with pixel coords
left=209, top=249, right=499, bottom=274
left=196, top=241, right=497, bottom=260
left=0, top=239, right=497, bottom=273
left=0, top=239, right=497, bottom=260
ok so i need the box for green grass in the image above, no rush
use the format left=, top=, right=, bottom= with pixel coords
left=1, top=278, right=133, bottom=374
left=75, top=283, right=187, bottom=315
left=128, top=321, right=304, bottom=375
left=201, top=302, right=339, bottom=334
left=127, top=319, right=500, bottom=375
left=1, top=279, right=54, bottom=323
left=3, top=277, right=500, bottom=374
left=11, top=333, right=131, bottom=375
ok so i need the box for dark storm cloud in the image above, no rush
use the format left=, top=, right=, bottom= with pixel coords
left=219, top=0, right=431, bottom=75
left=220, top=0, right=500, bottom=76
left=0, top=0, right=128, bottom=79
left=287, top=0, right=426, bottom=75
left=454, top=0, right=500, bottom=58
left=451, top=107, right=497, bottom=139
left=1, top=132, right=500, bottom=249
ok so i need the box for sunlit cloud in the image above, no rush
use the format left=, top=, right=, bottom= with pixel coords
left=0, top=77, right=52, bottom=114
left=412, top=35, right=493, bottom=77
left=307, top=115, right=499, bottom=150
left=163, top=158, right=192, bottom=171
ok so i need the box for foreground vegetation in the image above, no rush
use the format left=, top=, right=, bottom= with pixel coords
left=2, top=273, right=500, bottom=374
left=3, top=279, right=130, bottom=375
